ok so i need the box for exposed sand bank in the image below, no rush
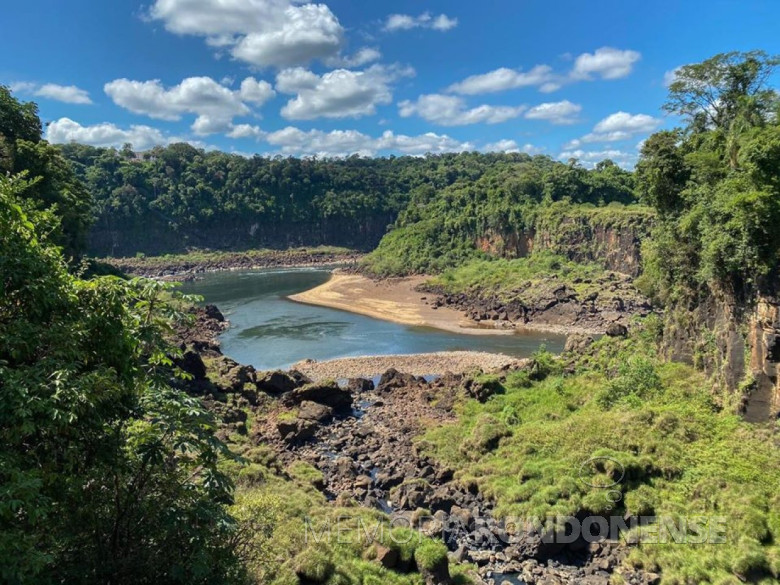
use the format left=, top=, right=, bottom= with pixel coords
left=290, top=351, right=524, bottom=380
left=288, top=272, right=511, bottom=335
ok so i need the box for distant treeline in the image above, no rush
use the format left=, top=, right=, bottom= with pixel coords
left=60, top=143, right=636, bottom=256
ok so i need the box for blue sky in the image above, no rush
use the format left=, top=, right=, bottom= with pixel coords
left=2, top=0, right=779, bottom=166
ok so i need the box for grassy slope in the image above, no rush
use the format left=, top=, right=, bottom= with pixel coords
left=220, top=424, right=475, bottom=584
left=426, top=252, right=614, bottom=300
left=417, top=323, right=780, bottom=584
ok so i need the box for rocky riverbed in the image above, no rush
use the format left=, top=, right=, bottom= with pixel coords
left=173, top=305, right=657, bottom=585
left=248, top=368, right=654, bottom=585
left=419, top=270, right=653, bottom=335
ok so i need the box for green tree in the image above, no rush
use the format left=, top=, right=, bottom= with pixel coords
left=0, top=86, right=93, bottom=258
left=0, top=174, right=240, bottom=584
left=664, top=50, right=780, bottom=132
left=635, top=130, right=690, bottom=214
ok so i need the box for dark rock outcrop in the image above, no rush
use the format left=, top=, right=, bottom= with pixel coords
left=377, top=368, right=423, bottom=392
left=282, top=381, right=352, bottom=411
left=347, top=377, right=375, bottom=392
left=564, top=333, right=596, bottom=353
left=175, top=350, right=208, bottom=381
left=605, top=323, right=628, bottom=337
left=277, top=418, right=318, bottom=443
left=257, top=369, right=311, bottom=395
left=298, top=401, right=334, bottom=423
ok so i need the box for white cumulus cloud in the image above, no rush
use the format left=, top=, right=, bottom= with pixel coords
left=47, top=118, right=170, bottom=150
left=566, top=111, right=662, bottom=147
left=104, top=76, right=274, bottom=135
left=524, top=100, right=581, bottom=124
left=398, top=94, right=526, bottom=126
left=571, top=47, right=641, bottom=80
left=276, top=64, right=414, bottom=120
left=481, top=140, right=543, bottom=154
left=447, top=66, right=556, bottom=95
left=149, top=0, right=344, bottom=68
left=10, top=82, right=92, bottom=104
left=265, top=126, right=473, bottom=157
left=226, top=124, right=265, bottom=139
left=447, top=47, right=641, bottom=96
left=383, top=12, right=458, bottom=32
left=326, top=47, right=382, bottom=68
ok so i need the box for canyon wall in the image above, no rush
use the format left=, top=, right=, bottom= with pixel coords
left=87, top=213, right=396, bottom=257
left=475, top=206, right=653, bottom=277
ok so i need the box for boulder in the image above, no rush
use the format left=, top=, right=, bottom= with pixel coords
left=175, top=349, right=207, bottom=381
left=212, top=356, right=255, bottom=391
left=377, top=368, right=420, bottom=392
left=203, top=304, right=225, bottom=322
left=256, top=369, right=311, bottom=395
left=276, top=418, right=317, bottom=443
left=462, top=376, right=503, bottom=403
left=564, top=333, right=595, bottom=353
left=418, top=554, right=452, bottom=585
left=346, top=377, right=375, bottom=392
left=605, top=323, right=628, bottom=337
left=283, top=381, right=352, bottom=411
left=375, top=544, right=398, bottom=569
left=225, top=364, right=254, bottom=390
left=298, top=400, right=334, bottom=422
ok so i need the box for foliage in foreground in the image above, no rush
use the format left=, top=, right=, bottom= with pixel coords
left=0, top=85, right=92, bottom=257
left=0, top=174, right=241, bottom=584
left=418, top=325, right=780, bottom=584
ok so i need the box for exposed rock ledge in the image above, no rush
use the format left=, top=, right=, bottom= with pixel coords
left=290, top=351, right=525, bottom=381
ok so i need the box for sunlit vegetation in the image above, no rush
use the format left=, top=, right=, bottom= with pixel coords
left=418, top=326, right=780, bottom=583
left=2, top=49, right=780, bottom=585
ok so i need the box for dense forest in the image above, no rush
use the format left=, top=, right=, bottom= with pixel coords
left=2, top=50, right=780, bottom=584
left=57, top=133, right=635, bottom=257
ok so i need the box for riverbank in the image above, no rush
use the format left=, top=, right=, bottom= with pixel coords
left=290, top=270, right=643, bottom=336
left=289, top=272, right=509, bottom=335
left=290, top=351, right=523, bottom=380
left=98, top=247, right=363, bottom=280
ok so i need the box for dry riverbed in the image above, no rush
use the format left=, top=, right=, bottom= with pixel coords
left=290, top=350, right=524, bottom=380
left=291, top=270, right=650, bottom=336
left=289, top=272, right=508, bottom=335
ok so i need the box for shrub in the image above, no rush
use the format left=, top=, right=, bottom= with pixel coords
left=459, top=414, right=510, bottom=458
left=414, top=540, right=449, bottom=571
left=596, top=356, right=662, bottom=408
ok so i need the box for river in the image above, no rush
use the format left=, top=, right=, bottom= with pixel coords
left=182, top=267, right=566, bottom=371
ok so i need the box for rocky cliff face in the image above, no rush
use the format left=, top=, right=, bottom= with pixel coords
left=477, top=210, right=779, bottom=420
left=747, top=296, right=780, bottom=420
left=475, top=211, right=652, bottom=277
left=661, top=290, right=779, bottom=421
left=87, top=213, right=395, bottom=257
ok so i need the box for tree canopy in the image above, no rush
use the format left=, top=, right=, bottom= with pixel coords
left=0, top=86, right=92, bottom=258
left=0, top=173, right=241, bottom=583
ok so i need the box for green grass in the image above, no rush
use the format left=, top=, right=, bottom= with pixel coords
left=426, top=251, right=609, bottom=300
left=417, top=329, right=780, bottom=584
